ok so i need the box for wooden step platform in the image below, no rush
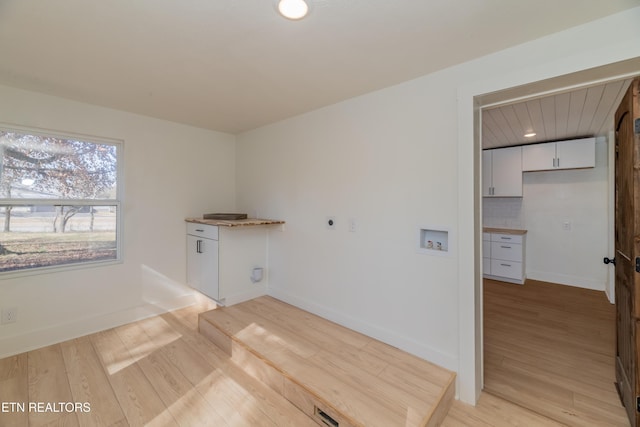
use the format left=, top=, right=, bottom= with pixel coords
left=198, top=296, right=456, bottom=427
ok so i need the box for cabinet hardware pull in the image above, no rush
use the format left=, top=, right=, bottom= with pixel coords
left=196, top=240, right=202, bottom=253
left=195, top=229, right=204, bottom=232
left=500, top=237, right=511, bottom=240
left=500, top=263, right=511, bottom=267
left=500, top=245, right=511, bottom=249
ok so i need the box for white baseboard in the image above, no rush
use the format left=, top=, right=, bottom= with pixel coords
left=0, top=293, right=198, bottom=359
left=221, top=286, right=267, bottom=307
left=526, top=270, right=605, bottom=291
left=267, top=287, right=458, bottom=373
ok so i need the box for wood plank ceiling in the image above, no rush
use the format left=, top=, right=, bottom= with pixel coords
left=482, top=78, right=633, bottom=149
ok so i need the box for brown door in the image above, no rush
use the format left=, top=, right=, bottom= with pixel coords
left=615, top=77, right=640, bottom=427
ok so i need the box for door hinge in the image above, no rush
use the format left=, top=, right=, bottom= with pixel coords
left=636, top=257, right=640, bottom=273
left=635, top=118, right=640, bottom=135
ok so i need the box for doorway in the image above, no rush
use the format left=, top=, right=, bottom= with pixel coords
left=478, top=77, right=632, bottom=424
left=456, top=56, right=640, bottom=405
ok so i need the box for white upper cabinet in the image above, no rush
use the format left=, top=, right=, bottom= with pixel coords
left=555, top=138, right=596, bottom=169
left=483, top=146, right=523, bottom=197
left=521, top=143, right=556, bottom=171
left=522, top=137, right=595, bottom=171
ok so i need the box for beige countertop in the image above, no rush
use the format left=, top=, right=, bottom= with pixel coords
left=186, top=218, right=285, bottom=227
left=483, top=227, right=527, bottom=235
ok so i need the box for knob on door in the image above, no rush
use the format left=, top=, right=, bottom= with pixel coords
left=604, top=257, right=616, bottom=266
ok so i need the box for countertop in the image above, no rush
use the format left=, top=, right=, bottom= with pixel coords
left=186, top=218, right=285, bottom=227
left=483, top=227, right=527, bottom=235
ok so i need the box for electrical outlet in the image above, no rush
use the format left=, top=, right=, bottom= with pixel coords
left=326, top=216, right=336, bottom=230
left=1, top=307, right=17, bottom=324
left=348, top=218, right=356, bottom=232
left=562, top=220, right=571, bottom=231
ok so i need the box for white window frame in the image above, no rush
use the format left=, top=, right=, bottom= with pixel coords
left=0, top=123, right=123, bottom=278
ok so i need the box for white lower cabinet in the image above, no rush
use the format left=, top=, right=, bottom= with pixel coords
left=186, top=222, right=268, bottom=306
left=187, top=223, right=219, bottom=300
left=483, top=230, right=526, bottom=284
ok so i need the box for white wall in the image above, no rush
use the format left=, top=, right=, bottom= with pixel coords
left=237, top=74, right=463, bottom=370
left=238, top=7, right=640, bottom=402
left=483, top=138, right=609, bottom=290
left=0, top=85, right=236, bottom=358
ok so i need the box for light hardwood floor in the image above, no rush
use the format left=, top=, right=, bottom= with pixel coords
left=199, top=296, right=456, bottom=427
left=0, top=293, right=593, bottom=427
left=0, top=299, right=318, bottom=427
left=484, top=278, right=629, bottom=426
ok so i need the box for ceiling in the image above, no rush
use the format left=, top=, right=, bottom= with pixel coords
left=482, top=78, right=634, bottom=149
left=0, top=1, right=638, bottom=134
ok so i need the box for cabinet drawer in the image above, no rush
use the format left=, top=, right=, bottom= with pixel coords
left=490, top=233, right=523, bottom=245
left=491, top=241, right=522, bottom=262
left=491, top=259, right=523, bottom=280
left=187, top=222, right=219, bottom=240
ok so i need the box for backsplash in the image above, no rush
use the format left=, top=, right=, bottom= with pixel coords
left=482, top=197, right=525, bottom=228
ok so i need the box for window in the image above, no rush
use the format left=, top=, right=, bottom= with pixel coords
left=0, top=125, right=122, bottom=275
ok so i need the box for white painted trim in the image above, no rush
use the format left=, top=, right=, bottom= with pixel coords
left=267, top=287, right=459, bottom=373
left=0, top=293, right=198, bottom=359
left=526, top=271, right=604, bottom=291
left=483, top=275, right=524, bottom=285
left=220, top=286, right=267, bottom=307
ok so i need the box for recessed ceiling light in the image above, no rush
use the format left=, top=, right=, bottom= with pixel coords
left=524, top=132, right=536, bottom=138
left=278, top=0, right=309, bottom=20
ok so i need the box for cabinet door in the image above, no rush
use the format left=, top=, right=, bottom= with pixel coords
left=491, top=146, right=522, bottom=197
left=522, top=142, right=556, bottom=171
left=186, top=235, right=219, bottom=300
left=482, top=150, right=493, bottom=196
left=187, top=235, right=203, bottom=291
left=556, top=137, right=595, bottom=169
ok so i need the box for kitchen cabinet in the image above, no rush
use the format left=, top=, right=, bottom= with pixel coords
left=186, top=219, right=283, bottom=306
left=522, top=137, right=595, bottom=171
left=482, top=232, right=491, bottom=273
left=187, top=223, right=219, bottom=300
left=482, top=146, right=523, bottom=197
left=483, top=228, right=526, bottom=284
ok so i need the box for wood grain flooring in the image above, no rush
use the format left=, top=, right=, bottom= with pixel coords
left=483, top=278, right=629, bottom=426
left=0, top=285, right=621, bottom=427
left=198, top=296, right=456, bottom=427
left=0, top=299, right=317, bottom=427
